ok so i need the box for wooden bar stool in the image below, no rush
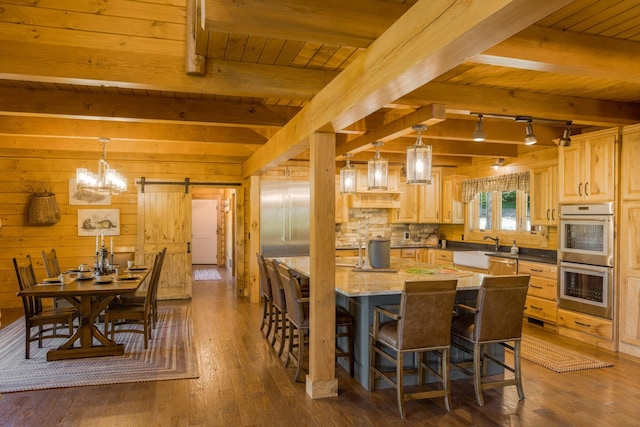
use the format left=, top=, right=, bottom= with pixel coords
left=336, top=306, right=354, bottom=377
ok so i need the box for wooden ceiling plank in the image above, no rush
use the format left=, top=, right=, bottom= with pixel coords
left=0, top=41, right=334, bottom=100
left=244, top=0, right=574, bottom=177
left=203, top=0, right=410, bottom=48
left=471, top=26, right=640, bottom=84
left=400, top=82, right=640, bottom=126
left=335, top=104, right=446, bottom=157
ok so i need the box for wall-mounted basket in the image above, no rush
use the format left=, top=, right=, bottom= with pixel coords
left=29, top=192, right=61, bottom=226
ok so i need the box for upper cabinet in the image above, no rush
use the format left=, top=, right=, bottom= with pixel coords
left=441, top=174, right=465, bottom=224
left=530, top=164, right=558, bottom=226
left=390, top=180, right=419, bottom=223
left=335, top=175, right=349, bottom=223
left=417, top=169, right=441, bottom=223
left=621, top=124, right=640, bottom=201
left=558, top=128, right=618, bottom=203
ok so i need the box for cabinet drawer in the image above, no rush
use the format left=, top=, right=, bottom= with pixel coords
left=401, top=248, right=416, bottom=258
left=557, top=309, right=613, bottom=341
left=527, top=276, right=557, bottom=301
left=434, top=250, right=453, bottom=262
left=518, top=260, right=557, bottom=280
left=525, top=295, right=557, bottom=324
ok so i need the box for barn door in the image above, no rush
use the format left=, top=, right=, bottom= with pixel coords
left=137, top=184, right=192, bottom=299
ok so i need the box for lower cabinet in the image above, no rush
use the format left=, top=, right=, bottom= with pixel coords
left=519, top=260, right=557, bottom=326
left=557, top=308, right=614, bottom=351
left=431, top=249, right=453, bottom=267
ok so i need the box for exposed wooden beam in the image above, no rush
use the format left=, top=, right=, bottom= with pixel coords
left=0, top=41, right=335, bottom=100
left=381, top=138, right=520, bottom=158
left=335, top=104, right=446, bottom=157
left=0, top=87, right=300, bottom=128
left=0, top=116, right=267, bottom=146
left=471, top=25, right=640, bottom=85
left=400, top=82, right=640, bottom=127
left=186, top=0, right=207, bottom=76
left=244, top=0, right=573, bottom=177
left=203, top=0, right=411, bottom=48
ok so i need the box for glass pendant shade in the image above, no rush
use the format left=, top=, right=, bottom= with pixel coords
left=407, top=125, right=432, bottom=184
left=368, top=142, right=388, bottom=190
left=339, top=155, right=357, bottom=194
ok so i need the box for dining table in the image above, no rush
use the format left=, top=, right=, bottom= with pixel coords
left=275, top=256, right=498, bottom=390
left=17, top=268, right=151, bottom=361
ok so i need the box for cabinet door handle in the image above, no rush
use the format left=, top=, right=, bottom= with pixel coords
left=546, top=209, right=550, bottom=220
left=530, top=284, right=543, bottom=289
left=530, top=305, right=543, bottom=310
left=531, top=268, right=544, bottom=272
left=575, top=321, right=592, bottom=328
left=585, top=182, right=589, bottom=196
left=578, top=182, right=583, bottom=196
left=552, top=209, right=556, bottom=220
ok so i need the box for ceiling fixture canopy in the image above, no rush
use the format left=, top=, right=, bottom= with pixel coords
left=340, top=153, right=357, bottom=194
left=76, top=137, right=127, bottom=195
left=368, top=141, right=388, bottom=190
left=406, top=124, right=432, bottom=184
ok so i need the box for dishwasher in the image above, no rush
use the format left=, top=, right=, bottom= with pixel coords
left=488, top=256, right=517, bottom=275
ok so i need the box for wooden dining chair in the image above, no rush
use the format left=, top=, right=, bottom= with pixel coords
left=450, top=274, right=530, bottom=406
left=41, top=248, right=73, bottom=310
left=119, top=247, right=166, bottom=328
left=369, top=279, right=458, bottom=418
left=104, top=250, right=165, bottom=349
left=111, top=246, right=136, bottom=269
left=13, top=255, right=76, bottom=359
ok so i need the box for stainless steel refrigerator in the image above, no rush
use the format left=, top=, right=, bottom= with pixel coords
left=260, top=180, right=310, bottom=257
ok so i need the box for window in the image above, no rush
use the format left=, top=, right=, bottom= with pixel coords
left=468, top=190, right=531, bottom=234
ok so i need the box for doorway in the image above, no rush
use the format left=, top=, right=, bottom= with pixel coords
left=191, top=199, right=218, bottom=265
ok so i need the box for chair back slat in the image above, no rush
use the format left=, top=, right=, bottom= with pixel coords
left=256, top=253, right=273, bottom=300
left=13, top=255, right=41, bottom=317
left=475, top=275, right=530, bottom=342
left=398, top=279, right=458, bottom=349
left=277, top=263, right=306, bottom=326
left=41, top=249, right=61, bottom=277
left=264, top=258, right=286, bottom=310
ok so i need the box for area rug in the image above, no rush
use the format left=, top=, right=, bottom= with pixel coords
left=519, top=334, right=613, bottom=373
left=193, top=266, right=221, bottom=281
left=0, top=305, right=199, bottom=393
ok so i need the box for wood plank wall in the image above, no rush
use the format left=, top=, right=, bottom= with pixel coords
left=0, top=149, right=245, bottom=309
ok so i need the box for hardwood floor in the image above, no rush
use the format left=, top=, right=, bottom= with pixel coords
left=2, top=270, right=640, bottom=426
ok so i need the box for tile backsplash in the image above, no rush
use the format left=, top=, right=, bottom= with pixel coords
left=336, top=208, right=439, bottom=248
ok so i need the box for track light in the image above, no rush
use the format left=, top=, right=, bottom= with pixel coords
left=559, top=123, right=572, bottom=147
left=472, top=114, right=486, bottom=142
left=524, top=120, right=537, bottom=145
left=491, top=158, right=505, bottom=170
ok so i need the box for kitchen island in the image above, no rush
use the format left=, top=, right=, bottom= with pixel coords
left=277, top=256, right=494, bottom=389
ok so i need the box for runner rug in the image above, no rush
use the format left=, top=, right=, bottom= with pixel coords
left=0, top=305, right=199, bottom=393
left=519, top=334, right=613, bottom=373
left=193, top=266, right=222, bottom=281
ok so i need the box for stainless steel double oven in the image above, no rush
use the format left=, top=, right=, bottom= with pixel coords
left=558, top=202, right=614, bottom=319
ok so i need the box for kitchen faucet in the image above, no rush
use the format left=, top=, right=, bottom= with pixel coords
left=484, top=235, right=500, bottom=251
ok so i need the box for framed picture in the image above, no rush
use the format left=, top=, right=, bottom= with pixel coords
left=78, top=209, right=120, bottom=236
left=69, top=178, right=111, bottom=205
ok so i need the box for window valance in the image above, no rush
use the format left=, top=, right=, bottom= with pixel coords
left=462, top=171, right=530, bottom=203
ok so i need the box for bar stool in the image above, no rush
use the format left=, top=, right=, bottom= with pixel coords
left=256, top=253, right=274, bottom=339
left=264, top=258, right=288, bottom=357
left=335, top=306, right=354, bottom=377
left=450, top=274, right=530, bottom=406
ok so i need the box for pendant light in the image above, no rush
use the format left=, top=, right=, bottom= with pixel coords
left=368, top=141, right=388, bottom=190
left=76, top=137, right=128, bottom=194
left=339, top=153, right=357, bottom=194
left=406, top=124, right=432, bottom=184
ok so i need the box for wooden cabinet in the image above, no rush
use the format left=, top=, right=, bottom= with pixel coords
left=262, top=165, right=309, bottom=180
left=335, top=175, right=349, bottom=223
left=390, top=248, right=417, bottom=259
left=620, top=123, right=640, bottom=201
left=557, top=308, right=614, bottom=351
left=441, top=174, right=465, bottom=224
left=416, top=248, right=430, bottom=263
left=558, top=128, right=617, bottom=203
left=389, top=180, right=418, bottom=223
left=418, top=169, right=441, bottom=223
left=530, top=164, right=558, bottom=226
left=431, top=249, right=453, bottom=267
left=519, top=260, right=558, bottom=325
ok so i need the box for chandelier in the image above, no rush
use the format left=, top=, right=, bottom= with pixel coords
left=76, top=137, right=127, bottom=194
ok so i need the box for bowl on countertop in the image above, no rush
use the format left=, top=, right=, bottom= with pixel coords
left=77, top=270, right=93, bottom=279
left=94, top=274, right=112, bottom=282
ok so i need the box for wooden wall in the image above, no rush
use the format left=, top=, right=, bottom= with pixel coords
left=0, top=148, right=245, bottom=309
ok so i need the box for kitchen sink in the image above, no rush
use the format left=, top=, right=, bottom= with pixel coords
left=453, top=250, right=489, bottom=269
